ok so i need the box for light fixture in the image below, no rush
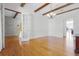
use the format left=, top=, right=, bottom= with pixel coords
left=46, top=14, right=50, bottom=17
left=46, top=12, right=56, bottom=19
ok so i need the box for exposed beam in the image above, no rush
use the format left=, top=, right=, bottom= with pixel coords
left=13, top=12, right=19, bottom=18
left=20, top=3, right=26, bottom=7
left=5, top=8, right=21, bottom=18
left=56, top=7, right=79, bottom=15
left=5, top=8, right=21, bottom=13
left=34, top=3, right=50, bottom=12
left=43, top=3, right=73, bottom=15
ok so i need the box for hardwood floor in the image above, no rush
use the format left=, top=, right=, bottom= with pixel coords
left=0, top=36, right=78, bottom=56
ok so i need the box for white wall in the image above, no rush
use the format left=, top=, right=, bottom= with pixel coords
left=48, top=15, right=64, bottom=38
left=5, top=15, right=21, bottom=36
left=30, top=14, right=49, bottom=38
left=30, top=13, right=64, bottom=38
left=73, top=10, right=79, bottom=36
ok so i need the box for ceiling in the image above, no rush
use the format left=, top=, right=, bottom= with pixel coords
left=4, top=3, right=44, bottom=16
left=0, top=3, right=79, bottom=17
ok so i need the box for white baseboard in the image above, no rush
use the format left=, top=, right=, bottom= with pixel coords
left=30, top=35, right=63, bottom=40
left=30, top=35, right=48, bottom=39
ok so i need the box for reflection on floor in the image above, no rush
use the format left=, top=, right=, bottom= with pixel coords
left=0, top=36, right=78, bottom=56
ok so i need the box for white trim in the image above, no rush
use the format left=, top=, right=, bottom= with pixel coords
left=30, top=35, right=49, bottom=39
left=1, top=4, right=5, bottom=48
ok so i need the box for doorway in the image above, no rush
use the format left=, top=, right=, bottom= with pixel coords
left=65, top=19, right=75, bottom=55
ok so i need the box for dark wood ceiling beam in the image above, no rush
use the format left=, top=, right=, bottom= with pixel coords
left=20, top=3, right=26, bottom=7
left=34, top=3, right=50, bottom=12
left=56, top=7, right=79, bottom=15
left=43, top=3, right=74, bottom=15
left=5, top=8, right=21, bottom=13
left=13, top=12, right=19, bottom=18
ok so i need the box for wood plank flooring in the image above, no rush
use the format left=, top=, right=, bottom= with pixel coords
left=0, top=36, right=78, bottom=56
